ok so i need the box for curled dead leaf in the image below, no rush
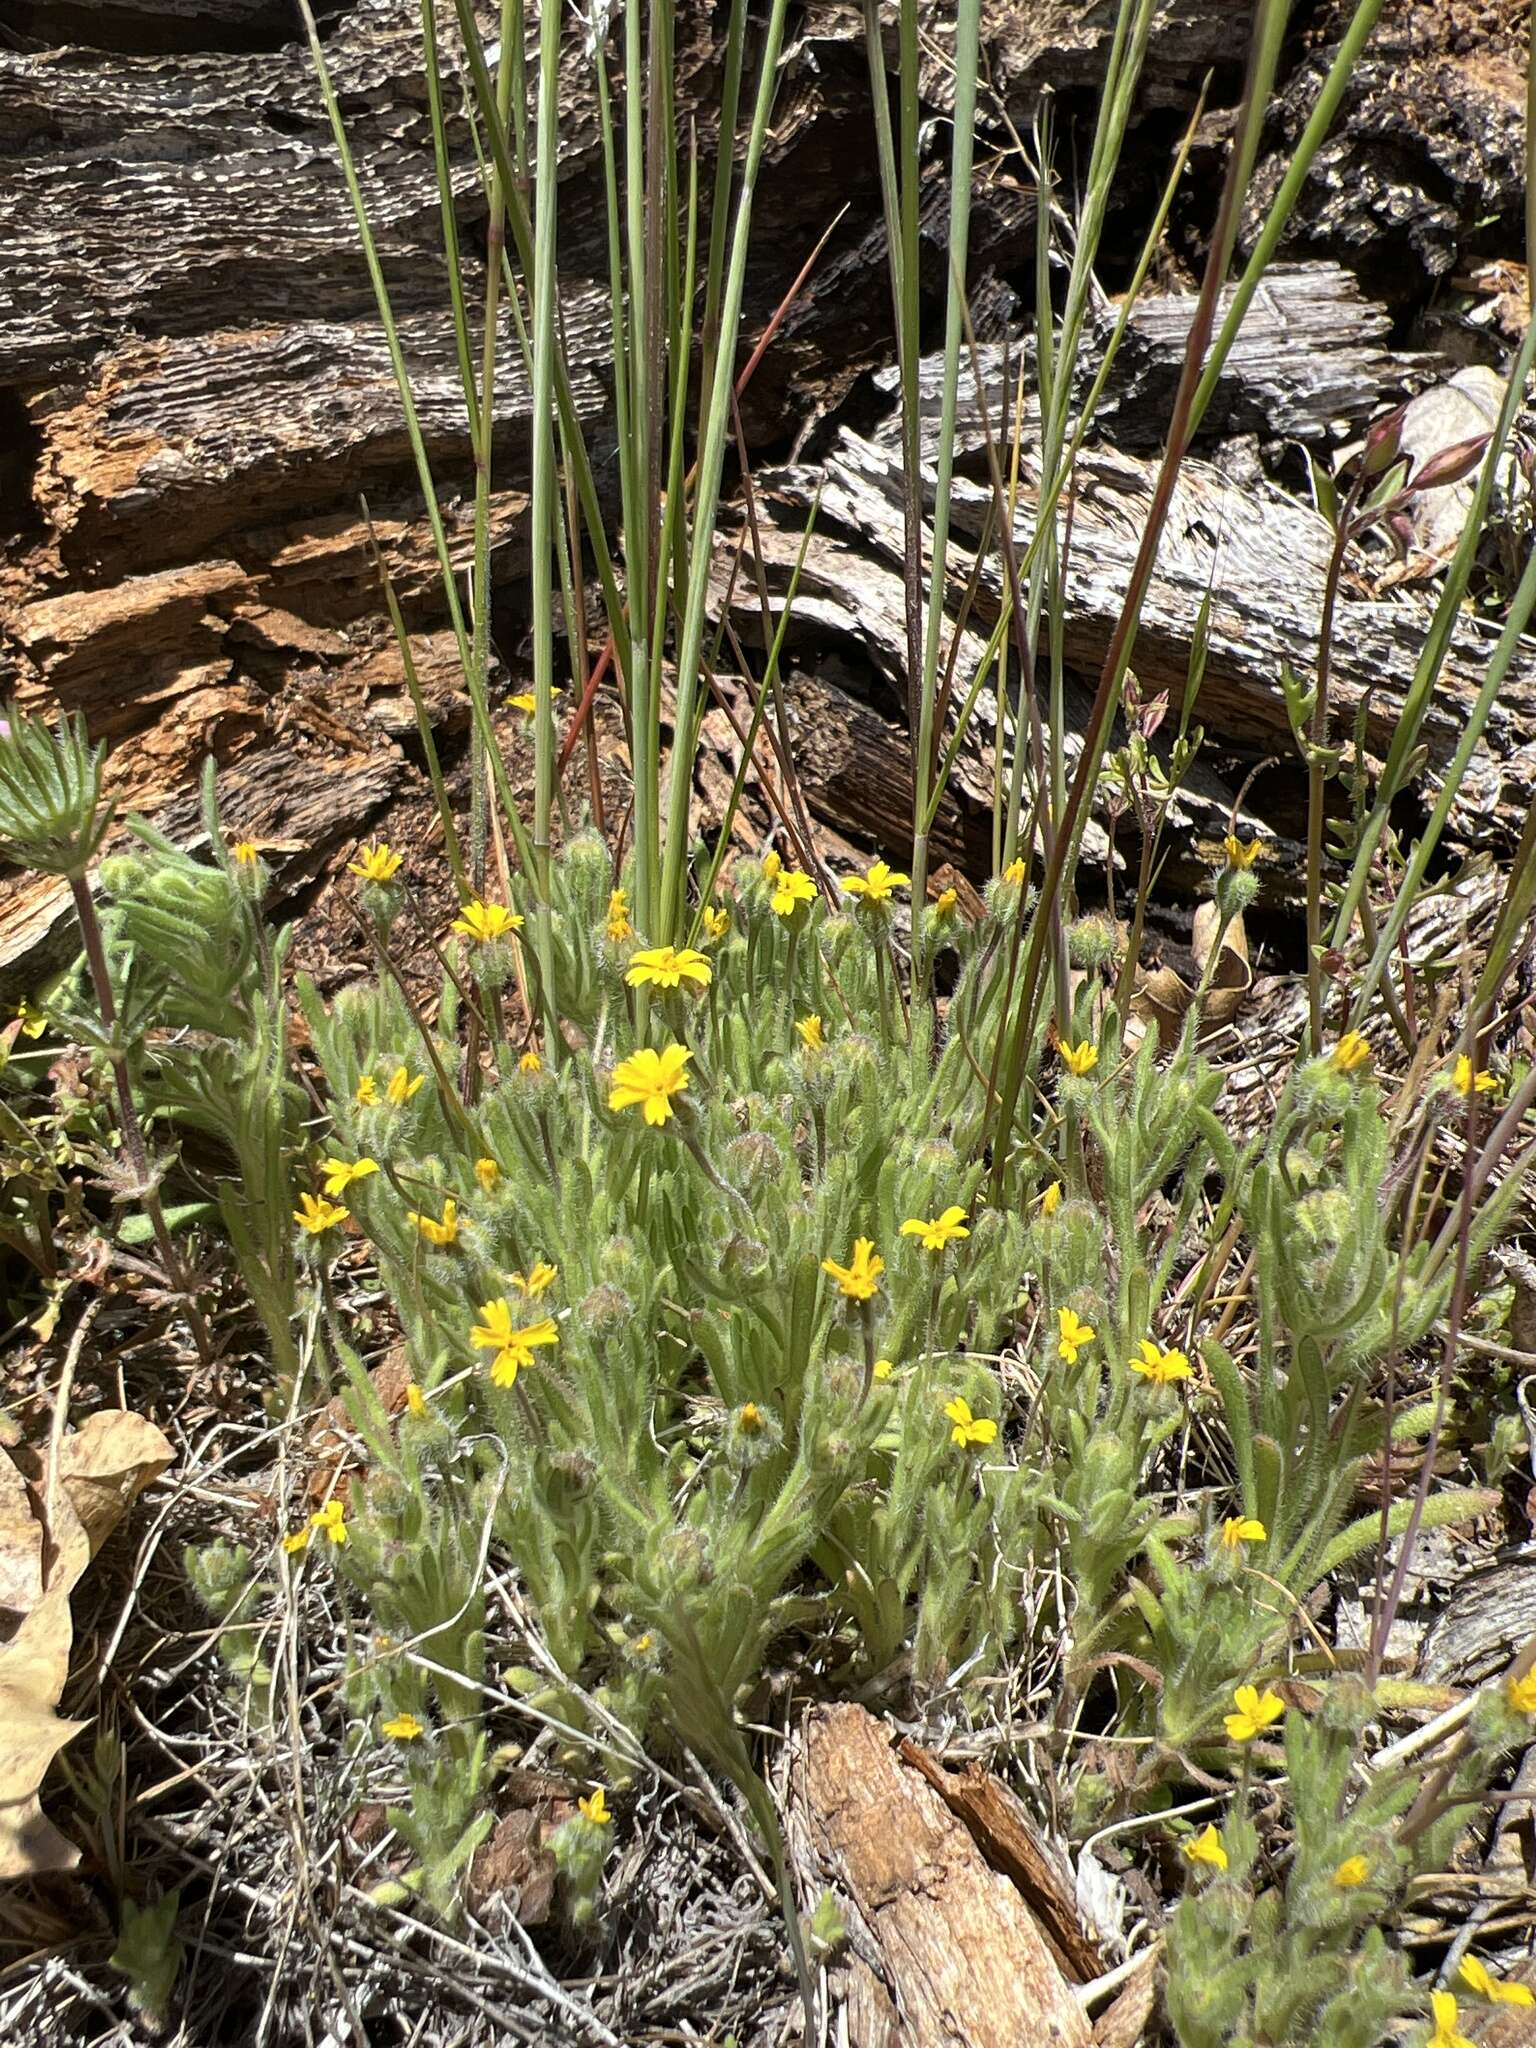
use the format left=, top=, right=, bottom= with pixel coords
left=1129, top=904, right=1251, bottom=1051
left=0, top=1410, right=173, bottom=1881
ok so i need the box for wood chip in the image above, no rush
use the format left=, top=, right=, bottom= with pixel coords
left=796, top=1705, right=1090, bottom=2047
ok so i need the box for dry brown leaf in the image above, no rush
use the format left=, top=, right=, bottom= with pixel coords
left=52, top=1410, right=175, bottom=1564
left=0, top=1451, right=43, bottom=1617
left=0, top=1409, right=173, bottom=1881
left=1130, top=906, right=1252, bottom=1050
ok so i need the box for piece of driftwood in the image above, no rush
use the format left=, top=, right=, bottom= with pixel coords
left=895, top=1736, right=1103, bottom=1984
left=728, top=410, right=1536, bottom=871
left=792, top=1704, right=1092, bottom=2048
left=1091, top=1950, right=1162, bottom=2048
left=878, top=263, right=1438, bottom=467
left=706, top=488, right=1284, bottom=894
left=1418, top=1551, right=1536, bottom=1689
left=1245, top=1, right=1529, bottom=311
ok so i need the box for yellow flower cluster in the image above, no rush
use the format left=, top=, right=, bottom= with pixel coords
left=1057, top=1308, right=1095, bottom=1364
left=843, top=860, right=908, bottom=906
left=452, top=898, right=523, bottom=944
left=1223, top=1683, right=1284, bottom=1743
left=348, top=842, right=402, bottom=884
left=1130, top=1338, right=1190, bottom=1387
left=944, top=1396, right=997, bottom=1449
left=626, top=945, right=711, bottom=991
left=283, top=1498, right=348, bottom=1553
left=407, top=1197, right=460, bottom=1247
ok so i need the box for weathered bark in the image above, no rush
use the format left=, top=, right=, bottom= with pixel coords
left=708, top=374, right=1536, bottom=891
left=1, top=0, right=1529, bottom=1003
left=790, top=1704, right=1093, bottom=2048
left=1245, top=0, right=1530, bottom=313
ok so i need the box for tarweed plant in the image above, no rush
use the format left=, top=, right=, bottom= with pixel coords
left=5, top=0, right=1536, bottom=2034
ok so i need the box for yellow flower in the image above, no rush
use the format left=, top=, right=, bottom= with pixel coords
left=1452, top=1053, right=1499, bottom=1098
left=770, top=869, right=817, bottom=918
left=1460, top=1956, right=1535, bottom=2007
left=1429, top=1992, right=1475, bottom=2048
left=470, top=1298, right=559, bottom=1388
left=387, top=1065, right=426, bottom=1105
left=1059, top=1039, right=1098, bottom=1077
left=1057, top=1307, right=1096, bottom=1364
left=796, top=1014, right=824, bottom=1050
left=1331, top=1031, right=1371, bottom=1073
left=511, top=1260, right=557, bottom=1299
left=1508, top=1670, right=1536, bottom=1715
left=701, top=904, right=730, bottom=939
left=321, top=1155, right=380, bottom=1199
left=475, top=1156, right=501, bottom=1193
left=407, top=1197, right=460, bottom=1247
left=737, top=1402, right=765, bottom=1436
left=843, top=860, right=909, bottom=905
left=232, top=840, right=260, bottom=867
left=578, top=1786, right=611, bottom=1826
left=518, top=1049, right=542, bottom=1074
left=1223, top=834, right=1260, bottom=870
left=899, top=1206, right=970, bottom=1253
left=822, top=1237, right=884, bottom=1301
left=609, top=1043, right=692, bottom=1126
left=873, top=1357, right=895, bottom=1382
left=606, top=888, right=632, bottom=942
left=281, top=1528, right=310, bottom=1554
left=1130, top=1338, right=1191, bottom=1387
left=1331, top=1855, right=1369, bottom=1889
left=1183, top=1825, right=1228, bottom=1872
left=1224, top=1683, right=1285, bottom=1743
left=295, top=1191, right=349, bottom=1234
left=348, top=842, right=402, bottom=883
left=1038, top=1181, right=1062, bottom=1217
left=15, top=999, right=46, bottom=1040
left=1221, top=1516, right=1268, bottom=1550
left=382, top=1711, right=424, bottom=1741
left=509, top=692, right=536, bottom=714
left=761, top=851, right=783, bottom=883
left=935, top=887, right=958, bottom=916
left=1002, top=858, right=1026, bottom=885
left=311, top=1499, right=348, bottom=1547
left=625, top=945, right=712, bottom=991
left=944, top=1396, right=998, bottom=1450
left=452, top=899, right=523, bottom=944
left=405, top=1382, right=427, bottom=1418
left=355, top=1075, right=380, bottom=1107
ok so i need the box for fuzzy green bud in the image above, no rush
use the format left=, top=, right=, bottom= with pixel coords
left=727, top=1400, right=783, bottom=1467
left=720, top=1235, right=771, bottom=1281
left=723, top=1132, right=784, bottom=1197
left=0, top=708, right=111, bottom=875
left=1068, top=914, right=1121, bottom=973
left=579, top=1283, right=633, bottom=1339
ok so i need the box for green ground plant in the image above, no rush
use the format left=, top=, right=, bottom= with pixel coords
left=4, top=0, right=1536, bottom=2039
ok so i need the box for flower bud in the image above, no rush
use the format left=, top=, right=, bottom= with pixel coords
left=723, top=1132, right=784, bottom=1197
left=1068, top=914, right=1121, bottom=972
left=579, top=1283, right=633, bottom=1339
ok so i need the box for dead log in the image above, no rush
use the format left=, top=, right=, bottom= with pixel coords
left=790, top=1703, right=1093, bottom=2048
left=713, top=393, right=1536, bottom=880
left=1244, top=1, right=1529, bottom=314
left=885, top=263, right=1439, bottom=468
